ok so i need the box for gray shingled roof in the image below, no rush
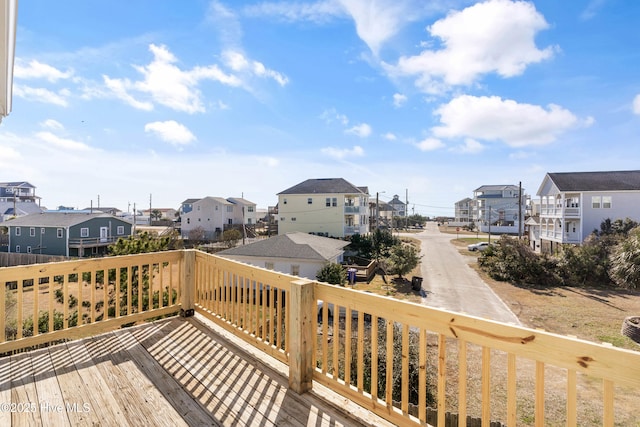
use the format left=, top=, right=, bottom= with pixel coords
left=278, top=178, right=367, bottom=195
left=547, top=170, right=640, bottom=191
left=218, top=232, right=349, bottom=261
left=4, top=212, right=123, bottom=227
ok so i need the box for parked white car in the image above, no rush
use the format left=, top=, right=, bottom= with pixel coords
left=467, top=241, right=490, bottom=252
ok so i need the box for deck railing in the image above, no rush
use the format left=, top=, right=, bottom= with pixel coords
left=2, top=249, right=640, bottom=426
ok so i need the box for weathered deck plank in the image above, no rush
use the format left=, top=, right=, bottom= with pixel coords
left=0, top=316, right=380, bottom=427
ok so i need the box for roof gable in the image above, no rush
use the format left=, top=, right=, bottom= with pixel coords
left=218, top=232, right=348, bottom=261
left=278, top=178, right=367, bottom=195
left=542, top=170, right=640, bottom=193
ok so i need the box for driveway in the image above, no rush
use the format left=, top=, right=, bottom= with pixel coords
left=403, top=223, right=521, bottom=325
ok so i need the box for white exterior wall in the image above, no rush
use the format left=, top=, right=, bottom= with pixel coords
left=220, top=254, right=342, bottom=280
left=181, top=197, right=230, bottom=239
left=278, top=193, right=368, bottom=237
left=581, top=191, right=640, bottom=238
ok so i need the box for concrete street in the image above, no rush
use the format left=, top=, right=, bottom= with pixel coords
left=405, top=222, right=521, bottom=325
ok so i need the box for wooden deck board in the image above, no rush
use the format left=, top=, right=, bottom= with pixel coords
left=0, top=316, right=381, bottom=427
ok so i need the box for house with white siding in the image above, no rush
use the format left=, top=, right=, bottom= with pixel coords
left=536, top=170, right=640, bottom=253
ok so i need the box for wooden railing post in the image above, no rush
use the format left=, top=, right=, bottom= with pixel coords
left=181, top=249, right=195, bottom=317
left=289, top=278, right=315, bottom=393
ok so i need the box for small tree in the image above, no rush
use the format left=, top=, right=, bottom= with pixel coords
left=316, top=262, right=347, bottom=286
left=609, top=226, right=640, bottom=289
left=150, top=209, right=163, bottom=221
left=386, top=243, right=420, bottom=279
left=222, top=229, right=242, bottom=248
left=188, top=226, right=206, bottom=244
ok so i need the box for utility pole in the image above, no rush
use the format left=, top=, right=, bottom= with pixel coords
left=519, top=181, right=523, bottom=239
left=405, top=188, right=409, bottom=230
left=376, top=192, right=380, bottom=230
left=149, top=194, right=152, bottom=225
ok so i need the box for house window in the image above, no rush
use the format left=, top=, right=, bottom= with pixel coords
left=308, top=198, right=313, bottom=204
left=117, top=226, right=125, bottom=235
left=332, top=198, right=337, bottom=207
left=291, top=265, right=300, bottom=276
left=591, top=196, right=601, bottom=209
left=280, top=217, right=285, bottom=221
left=265, top=262, right=274, bottom=270
left=326, top=198, right=331, bottom=207
left=283, top=198, right=287, bottom=204
left=291, top=217, right=296, bottom=221
left=15, top=227, right=20, bottom=236
left=227, top=206, right=233, bottom=212
left=602, top=196, right=612, bottom=209
left=248, top=206, right=254, bottom=212
left=187, top=218, right=190, bottom=224
left=81, top=228, right=89, bottom=237
left=57, top=228, right=63, bottom=238
left=15, top=245, right=20, bottom=253
left=41, top=228, right=45, bottom=234
left=27, top=246, right=32, bottom=254
left=30, top=227, right=35, bottom=237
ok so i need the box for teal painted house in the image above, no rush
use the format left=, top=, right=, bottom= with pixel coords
left=6, top=212, right=133, bottom=257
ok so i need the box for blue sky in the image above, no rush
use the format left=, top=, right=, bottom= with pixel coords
left=2, top=0, right=640, bottom=216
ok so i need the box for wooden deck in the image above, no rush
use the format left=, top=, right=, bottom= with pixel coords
left=0, top=315, right=388, bottom=427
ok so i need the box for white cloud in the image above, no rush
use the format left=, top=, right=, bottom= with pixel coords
left=222, top=50, right=289, bottom=86
left=243, top=1, right=344, bottom=24
left=321, top=145, right=365, bottom=159
left=382, top=132, right=397, bottom=140
left=338, top=0, right=417, bottom=55
left=345, top=123, right=372, bottom=137
left=633, top=94, right=640, bottom=115
left=40, top=119, right=65, bottom=130
left=105, top=44, right=242, bottom=114
left=144, top=120, right=196, bottom=146
left=387, top=0, right=556, bottom=94
left=452, top=138, right=484, bottom=154
left=13, top=85, right=70, bottom=106
left=14, top=59, right=74, bottom=82
left=320, top=108, right=349, bottom=125
left=416, top=137, right=444, bottom=151
left=393, top=93, right=407, bottom=108
left=35, top=131, right=92, bottom=151
left=432, top=95, right=581, bottom=147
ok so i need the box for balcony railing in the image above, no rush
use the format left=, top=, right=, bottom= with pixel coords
left=344, top=205, right=361, bottom=214
left=68, top=236, right=121, bottom=247
left=1, top=250, right=639, bottom=426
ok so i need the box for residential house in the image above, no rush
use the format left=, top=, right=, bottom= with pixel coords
left=369, top=199, right=394, bottom=230
left=5, top=212, right=133, bottom=257
left=536, top=170, right=640, bottom=253
left=277, top=178, right=369, bottom=238
left=217, top=232, right=349, bottom=279
left=473, top=184, right=526, bottom=235
left=451, top=197, right=475, bottom=227
left=387, top=194, right=406, bottom=218
left=0, top=0, right=17, bottom=123
left=83, top=206, right=123, bottom=216
left=0, top=182, right=43, bottom=222
left=142, top=208, right=178, bottom=222
left=180, top=196, right=257, bottom=241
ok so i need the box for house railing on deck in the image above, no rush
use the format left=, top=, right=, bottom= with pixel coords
left=2, top=249, right=640, bottom=426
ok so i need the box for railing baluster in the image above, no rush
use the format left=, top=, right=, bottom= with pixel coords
left=418, top=328, right=427, bottom=423
left=385, top=319, right=393, bottom=407
left=371, top=315, right=379, bottom=401
left=535, top=361, right=545, bottom=426
left=507, top=353, right=516, bottom=427
left=401, top=323, right=409, bottom=414
left=482, top=346, right=491, bottom=426
left=48, top=275, right=54, bottom=332
left=357, top=312, right=364, bottom=392
left=33, top=276, right=39, bottom=336
left=603, top=379, right=614, bottom=427
left=566, top=369, right=577, bottom=427
left=459, top=339, right=468, bottom=427
left=437, top=334, right=446, bottom=427
left=345, top=308, right=352, bottom=386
